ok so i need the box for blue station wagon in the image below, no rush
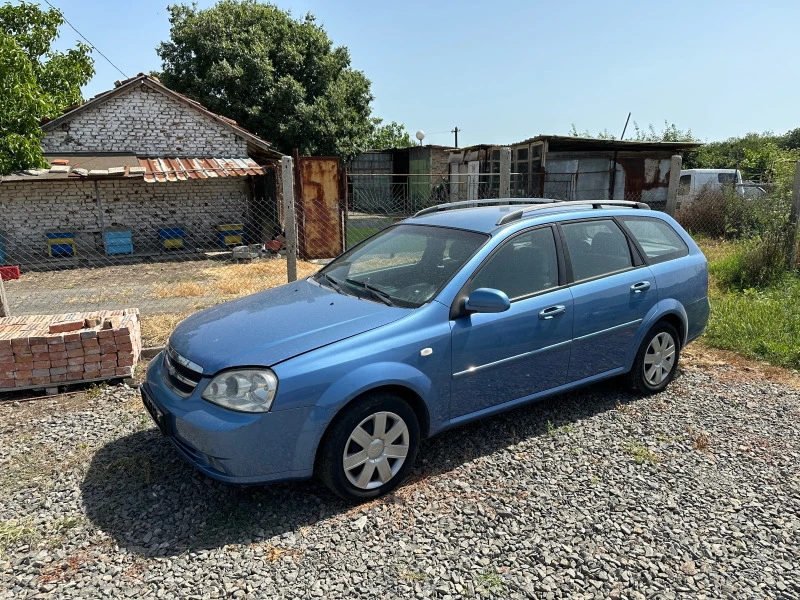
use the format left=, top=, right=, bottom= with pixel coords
left=143, top=199, right=710, bottom=502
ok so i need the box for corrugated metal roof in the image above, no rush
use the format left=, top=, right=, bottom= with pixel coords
left=0, top=154, right=266, bottom=183
left=138, top=157, right=265, bottom=183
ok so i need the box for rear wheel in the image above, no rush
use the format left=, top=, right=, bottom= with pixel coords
left=319, top=392, right=419, bottom=502
left=628, top=322, right=680, bottom=394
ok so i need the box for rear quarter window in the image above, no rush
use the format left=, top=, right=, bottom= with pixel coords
left=619, top=217, right=689, bottom=265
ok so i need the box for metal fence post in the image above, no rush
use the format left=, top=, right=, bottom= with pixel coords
left=499, top=147, right=511, bottom=199
left=664, top=154, right=682, bottom=216
left=281, top=156, right=298, bottom=282
left=789, top=161, right=800, bottom=271
left=0, top=276, right=9, bottom=318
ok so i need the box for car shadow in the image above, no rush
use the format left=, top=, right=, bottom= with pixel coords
left=80, top=377, right=642, bottom=557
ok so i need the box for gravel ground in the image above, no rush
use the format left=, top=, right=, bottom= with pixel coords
left=1, top=352, right=799, bottom=599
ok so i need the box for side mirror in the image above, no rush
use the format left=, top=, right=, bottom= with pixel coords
left=464, top=288, right=510, bottom=314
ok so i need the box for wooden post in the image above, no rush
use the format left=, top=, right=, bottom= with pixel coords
left=664, top=154, right=683, bottom=216
left=499, top=147, right=511, bottom=199
left=789, top=161, right=800, bottom=271
left=281, top=156, right=298, bottom=282
left=0, top=275, right=9, bottom=318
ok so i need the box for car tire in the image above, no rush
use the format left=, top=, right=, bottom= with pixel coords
left=628, top=322, right=681, bottom=394
left=318, top=392, right=420, bottom=503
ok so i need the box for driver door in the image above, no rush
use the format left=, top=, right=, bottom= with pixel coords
left=449, top=226, right=573, bottom=419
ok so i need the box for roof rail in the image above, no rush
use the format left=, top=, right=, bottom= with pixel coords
left=495, top=200, right=651, bottom=226
left=413, top=198, right=556, bottom=218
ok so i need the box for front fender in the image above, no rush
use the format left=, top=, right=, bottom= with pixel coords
left=315, top=361, right=434, bottom=414
left=626, top=300, right=688, bottom=369
left=298, top=362, right=439, bottom=470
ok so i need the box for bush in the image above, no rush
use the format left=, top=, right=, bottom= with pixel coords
left=676, top=187, right=790, bottom=241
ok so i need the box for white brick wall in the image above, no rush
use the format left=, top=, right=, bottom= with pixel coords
left=41, top=85, right=248, bottom=157
left=0, top=178, right=250, bottom=260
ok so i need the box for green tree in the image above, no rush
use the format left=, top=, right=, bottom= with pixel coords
left=367, top=120, right=415, bottom=150
left=0, top=1, right=94, bottom=175
left=157, top=0, right=375, bottom=160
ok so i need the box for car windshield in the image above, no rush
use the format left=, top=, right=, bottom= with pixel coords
left=315, top=224, right=488, bottom=308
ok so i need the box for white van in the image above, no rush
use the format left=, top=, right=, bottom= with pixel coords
left=678, top=169, right=766, bottom=204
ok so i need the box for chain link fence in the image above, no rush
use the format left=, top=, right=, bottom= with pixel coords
left=2, top=157, right=798, bottom=351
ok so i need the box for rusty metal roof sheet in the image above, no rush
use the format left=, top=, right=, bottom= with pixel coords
left=137, top=157, right=266, bottom=183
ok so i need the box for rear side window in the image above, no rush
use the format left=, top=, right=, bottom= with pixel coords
left=561, top=219, right=633, bottom=281
left=619, top=217, right=689, bottom=264
left=469, top=227, right=559, bottom=300
left=679, top=174, right=691, bottom=194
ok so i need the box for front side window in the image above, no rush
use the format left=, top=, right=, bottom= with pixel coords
left=619, top=217, right=688, bottom=264
left=468, top=227, right=559, bottom=300
left=317, top=225, right=487, bottom=308
left=561, top=219, right=633, bottom=281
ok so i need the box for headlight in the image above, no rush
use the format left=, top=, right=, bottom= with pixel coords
left=201, top=369, right=278, bottom=413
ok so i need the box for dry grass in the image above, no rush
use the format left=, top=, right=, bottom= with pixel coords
left=150, top=281, right=205, bottom=299
left=141, top=313, right=191, bottom=347
left=682, top=340, right=800, bottom=390
left=205, top=259, right=318, bottom=298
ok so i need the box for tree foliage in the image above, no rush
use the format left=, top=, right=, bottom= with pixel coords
left=684, top=132, right=800, bottom=187
left=0, top=1, right=94, bottom=175
left=157, top=0, right=381, bottom=160
left=367, top=120, right=415, bottom=150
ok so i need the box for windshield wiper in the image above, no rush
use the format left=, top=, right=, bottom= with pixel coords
left=345, top=278, right=397, bottom=307
left=317, top=273, right=344, bottom=294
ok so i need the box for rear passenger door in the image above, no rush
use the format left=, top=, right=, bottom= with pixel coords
left=559, top=218, right=657, bottom=382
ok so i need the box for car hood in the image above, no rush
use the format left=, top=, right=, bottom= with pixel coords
left=168, top=278, right=410, bottom=374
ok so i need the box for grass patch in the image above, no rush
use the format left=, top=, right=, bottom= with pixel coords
left=476, top=571, right=506, bottom=594
left=694, top=236, right=800, bottom=370
left=151, top=280, right=206, bottom=299
left=140, top=313, right=191, bottom=347
left=0, top=519, right=39, bottom=554
left=86, top=382, right=107, bottom=400
left=347, top=226, right=381, bottom=249
left=623, top=440, right=659, bottom=464
left=204, top=259, right=318, bottom=298
left=704, top=277, right=800, bottom=369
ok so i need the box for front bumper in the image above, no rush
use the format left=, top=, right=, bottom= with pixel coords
left=142, top=354, right=327, bottom=484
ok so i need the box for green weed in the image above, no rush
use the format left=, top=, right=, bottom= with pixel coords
left=623, top=441, right=659, bottom=464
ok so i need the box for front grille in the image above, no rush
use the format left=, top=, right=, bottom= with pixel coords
left=162, top=346, right=203, bottom=396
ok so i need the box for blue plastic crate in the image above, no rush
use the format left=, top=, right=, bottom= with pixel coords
left=105, top=230, right=133, bottom=255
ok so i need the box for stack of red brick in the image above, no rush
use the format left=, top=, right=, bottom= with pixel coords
left=0, top=309, right=142, bottom=390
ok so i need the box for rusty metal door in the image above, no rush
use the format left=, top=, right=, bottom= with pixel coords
left=295, top=156, right=343, bottom=259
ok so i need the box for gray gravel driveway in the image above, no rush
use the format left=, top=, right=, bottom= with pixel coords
left=1, top=355, right=799, bottom=599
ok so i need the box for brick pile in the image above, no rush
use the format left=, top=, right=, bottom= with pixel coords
left=0, top=309, right=141, bottom=390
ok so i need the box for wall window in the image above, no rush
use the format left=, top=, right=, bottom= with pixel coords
left=469, top=227, right=558, bottom=300
left=561, top=219, right=633, bottom=281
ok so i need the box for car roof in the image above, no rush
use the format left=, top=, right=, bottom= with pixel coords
left=405, top=199, right=655, bottom=234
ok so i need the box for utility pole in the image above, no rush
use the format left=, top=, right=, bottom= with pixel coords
left=451, top=126, right=460, bottom=148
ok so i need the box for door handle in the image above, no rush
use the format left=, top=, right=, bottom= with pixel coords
left=631, top=281, right=651, bottom=294
left=539, top=305, right=566, bottom=320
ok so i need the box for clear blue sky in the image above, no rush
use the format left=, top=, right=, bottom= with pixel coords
left=44, top=0, right=800, bottom=147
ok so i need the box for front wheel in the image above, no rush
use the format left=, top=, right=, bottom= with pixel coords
left=628, top=322, right=680, bottom=394
left=318, top=393, right=420, bottom=502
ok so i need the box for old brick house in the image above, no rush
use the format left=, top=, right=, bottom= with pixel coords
left=0, top=74, right=283, bottom=266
